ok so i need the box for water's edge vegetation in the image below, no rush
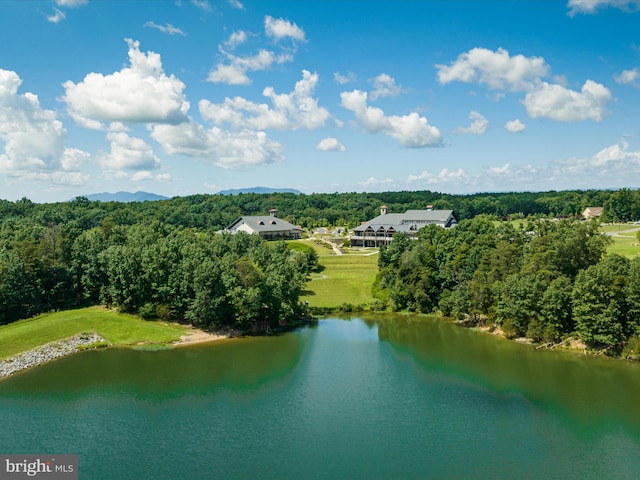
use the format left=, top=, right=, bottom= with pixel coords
left=2, top=189, right=640, bottom=366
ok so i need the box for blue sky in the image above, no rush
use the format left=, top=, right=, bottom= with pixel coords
left=1, top=0, right=640, bottom=202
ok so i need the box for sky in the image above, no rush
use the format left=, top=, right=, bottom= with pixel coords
left=1, top=0, right=640, bottom=202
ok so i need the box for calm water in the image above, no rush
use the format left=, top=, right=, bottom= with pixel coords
left=2, top=315, right=640, bottom=479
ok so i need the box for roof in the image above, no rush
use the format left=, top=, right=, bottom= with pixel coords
left=227, top=216, right=301, bottom=233
left=354, top=209, right=456, bottom=232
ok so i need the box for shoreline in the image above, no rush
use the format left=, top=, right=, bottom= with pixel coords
left=175, top=326, right=227, bottom=346
left=0, top=333, right=107, bottom=380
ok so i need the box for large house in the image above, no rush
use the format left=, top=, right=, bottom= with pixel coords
left=226, top=209, right=303, bottom=240
left=582, top=207, right=604, bottom=219
left=350, top=205, right=457, bottom=247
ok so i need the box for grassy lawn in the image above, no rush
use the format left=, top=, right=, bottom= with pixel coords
left=291, top=239, right=379, bottom=308
left=0, top=307, right=188, bottom=360
left=603, top=224, right=640, bottom=259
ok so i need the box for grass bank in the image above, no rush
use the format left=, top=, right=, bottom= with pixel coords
left=292, top=239, right=379, bottom=308
left=0, top=307, right=188, bottom=360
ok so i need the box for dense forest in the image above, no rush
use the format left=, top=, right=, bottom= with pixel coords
left=376, top=217, right=640, bottom=357
left=2, top=188, right=640, bottom=352
left=0, top=216, right=313, bottom=332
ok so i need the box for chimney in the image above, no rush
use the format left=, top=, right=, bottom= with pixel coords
left=380, top=205, right=388, bottom=215
left=426, top=205, right=433, bottom=211
left=269, top=208, right=279, bottom=217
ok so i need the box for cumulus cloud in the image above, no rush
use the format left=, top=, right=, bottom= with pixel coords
left=264, top=15, right=306, bottom=42
left=150, top=120, right=284, bottom=169
left=370, top=73, right=405, bottom=100
left=316, top=137, right=346, bottom=151
left=201, top=70, right=331, bottom=130
left=98, top=132, right=161, bottom=173
left=504, top=119, right=526, bottom=132
left=0, top=68, right=89, bottom=184
left=407, top=168, right=471, bottom=185
left=224, top=30, right=247, bottom=49
left=208, top=15, right=305, bottom=86
left=523, top=80, right=611, bottom=121
left=615, top=67, right=640, bottom=87
left=144, top=21, right=186, bottom=36
left=556, top=140, right=640, bottom=176
left=456, top=110, right=489, bottom=134
left=567, top=0, right=640, bottom=16
left=340, top=90, right=442, bottom=148
left=334, top=71, right=357, bottom=85
left=47, top=8, right=66, bottom=23
left=63, top=39, right=189, bottom=129
left=208, top=49, right=292, bottom=85
left=436, top=47, right=549, bottom=91
left=47, top=0, right=87, bottom=23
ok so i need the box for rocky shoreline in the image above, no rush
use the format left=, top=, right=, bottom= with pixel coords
left=0, top=332, right=108, bottom=380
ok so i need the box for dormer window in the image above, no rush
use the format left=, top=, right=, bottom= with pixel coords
left=258, top=220, right=264, bottom=225
left=270, top=220, right=276, bottom=225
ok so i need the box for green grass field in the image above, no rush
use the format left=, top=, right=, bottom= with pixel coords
left=603, top=224, right=640, bottom=259
left=291, top=240, right=379, bottom=308
left=0, top=307, right=188, bottom=360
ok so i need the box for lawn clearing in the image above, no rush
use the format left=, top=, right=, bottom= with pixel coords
left=293, top=240, right=378, bottom=308
left=0, top=307, right=188, bottom=360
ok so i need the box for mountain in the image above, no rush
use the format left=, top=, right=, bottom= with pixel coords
left=76, top=191, right=169, bottom=202
left=216, top=186, right=302, bottom=195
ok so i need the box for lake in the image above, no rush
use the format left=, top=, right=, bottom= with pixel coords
left=1, top=315, right=640, bottom=479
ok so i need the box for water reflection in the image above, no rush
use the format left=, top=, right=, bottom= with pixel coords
left=0, top=333, right=307, bottom=400
left=364, top=313, right=640, bottom=432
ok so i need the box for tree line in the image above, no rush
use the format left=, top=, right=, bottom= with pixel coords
left=376, top=216, right=640, bottom=357
left=0, top=219, right=312, bottom=332
left=2, top=187, right=640, bottom=234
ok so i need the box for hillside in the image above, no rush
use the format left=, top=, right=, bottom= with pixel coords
left=77, top=191, right=169, bottom=202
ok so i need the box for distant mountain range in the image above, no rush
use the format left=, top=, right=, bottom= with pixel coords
left=216, top=186, right=302, bottom=195
left=76, top=191, right=169, bottom=202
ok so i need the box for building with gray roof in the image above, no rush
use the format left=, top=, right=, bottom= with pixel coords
left=226, top=209, right=303, bottom=240
left=350, top=205, right=457, bottom=247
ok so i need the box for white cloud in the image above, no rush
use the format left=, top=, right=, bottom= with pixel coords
left=357, top=177, right=395, bottom=188
left=131, top=171, right=173, bottom=182
left=201, top=70, right=331, bottom=130
left=407, top=168, right=471, bottom=185
left=436, top=47, right=549, bottom=91
left=370, top=73, right=405, bottom=100
left=228, top=0, right=245, bottom=9
left=224, top=30, right=247, bottom=49
left=557, top=140, right=640, bottom=174
left=334, top=71, right=357, bottom=85
left=47, top=8, right=66, bottom=23
left=191, top=0, right=212, bottom=11
left=456, top=110, right=489, bottom=135
left=504, top=119, right=526, bottom=132
left=340, top=90, right=442, bottom=148
left=523, top=80, right=611, bottom=121
left=150, top=120, right=284, bottom=169
left=207, top=49, right=292, bottom=85
left=99, top=132, right=161, bottom=172
left=615, top=67, right=640, bottom=87
left=55, top=0, right=87, bottom=6
left=0, top=69, right=88, bottom=184
left=567, top=0, right=640, bottom=16
left=264, top=15, right=306, bottom=42
left=316, top=137, right=346, bottom=151
left=63, top=39, right=189, bottom=129
left=144, top=22, right=186, bottom=36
